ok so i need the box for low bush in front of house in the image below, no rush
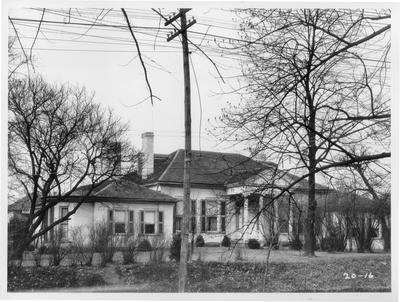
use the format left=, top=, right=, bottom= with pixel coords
left=169, top=234, right=181, bottom=262
left=88, top=221, right=119, bottom=265
left=195, top=235, right=205, bottom=247
left=247, top=239, right=260, bottom=249
left=221, top=235, right=231, bottom=247
left=320, top=233, right=347, bottom=252
left=7, top=266, right=105, bottom=291
left=122, top=240, right=138, bottom=264
left=137, top=239, right=152, bottom=252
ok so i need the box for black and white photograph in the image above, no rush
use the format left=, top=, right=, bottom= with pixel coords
left=2, top=1, right=397, bottom=300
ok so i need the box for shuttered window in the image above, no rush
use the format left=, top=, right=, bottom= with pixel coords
left=128, top=210, right=134, bottom=234
left=158, top=211, right=164, bottom=234
left=221, top=201, right=226, bottom=233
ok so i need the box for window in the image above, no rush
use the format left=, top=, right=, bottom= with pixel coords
left=128, top=210, right=134, bottom=234
left=108, top=210, right=114, bottom=233
left=175, top=216, right=182, bottom=232
left=190, top=200, right=196, bottom=233
left=60, top=206, right=69, bottom=240
left=221, top=201, right=226, bottom=233
left=207, top=217, right=217, bottom=232
left=108, top=209, right=132, bottom=235
left=159, top=211, right=164, bottom=234
left=140, top=211, right=162, bottom=235
left=201, top=200, right=206, bottom=232
left=114, top=210, right=126, bottom=234
left=200, top=200, right=219, bottom=233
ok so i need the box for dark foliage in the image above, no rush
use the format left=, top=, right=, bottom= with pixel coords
left=137, top=239, right=152, bottom=252
left=195, top=235, right=205, bottom=247
left=247, top=239, right=260, bottom=249
left=121, top=256, right=391, bottom=292
left=221, top=235, right=231, bottom=247
left=320, top=234, right=347, bottom=252
left=7, top=266, right=105, bottom=291
left=8, top=216, right=29, bottom=259
left=289, top=236, right=303, bottom=250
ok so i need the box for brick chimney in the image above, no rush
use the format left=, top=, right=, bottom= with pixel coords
left=141, top=132, right=154, bottom=179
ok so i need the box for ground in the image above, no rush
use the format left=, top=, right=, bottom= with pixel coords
left=8, top=249, right=391, bottom=292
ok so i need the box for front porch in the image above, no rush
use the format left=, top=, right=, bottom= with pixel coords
left=227, top=193, right=298, bottom=246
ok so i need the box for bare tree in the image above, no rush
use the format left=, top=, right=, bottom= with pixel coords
left=8, top=76, right=136, bottom=258
left=217, top=9, right=390, bottom=255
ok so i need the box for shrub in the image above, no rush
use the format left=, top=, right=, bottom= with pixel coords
left=169, top=234, right=181, bottom=262
left=122, top=237, right=137, bottom=264
left=221, top=235, right=231, bottom=247
left=88, top=221, right=118, bottom=266
left=289, top=236, right=303, bottom=250
left=46, top=228, right=72, bottom=266
left=320, top=233, right=346, bottom=252
left=137, top=239, right=152, bottom=251
left=150, top=237, right=167, bottom=263
left=247, top=239, right=260, bottom=249
left=195, top=235, right=205, bottom=247
left=70, top=226, right=92, bottom=266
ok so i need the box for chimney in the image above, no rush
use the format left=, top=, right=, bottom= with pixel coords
left=141, top=132, right=154, bottom=179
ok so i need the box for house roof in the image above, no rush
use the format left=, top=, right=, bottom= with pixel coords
left=142, top=149, right=332, bottom=193
left=9, top=177, right=177, bottom=210
left=8, top=195, right=33, bottom=213
left=143, top=149, right=268, bottom=188
left=69, top=176, right=177, bottom=202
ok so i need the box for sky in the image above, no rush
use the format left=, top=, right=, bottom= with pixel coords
left=8, top=6, right=249, bottom=155
left=6, top=5, right=393, bottom=182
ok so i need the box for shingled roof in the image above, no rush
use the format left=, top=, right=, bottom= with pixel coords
left=69, top=176, right=177, bottom=202
left=142, top=149, right=268, bottom=188
left=10, top=177, right=177, bottom=210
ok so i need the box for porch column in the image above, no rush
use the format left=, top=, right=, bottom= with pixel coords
left=243, top=195, right=249, bottom=241
left=322, top=216, right=328, bottom=237
left=274, top=199, right=279, bottom=235
left=378, top=221, right=383, bottom=238
left=288, top=198, right=293, bottom=237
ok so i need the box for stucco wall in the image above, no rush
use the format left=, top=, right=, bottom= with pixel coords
left=50, top=200, right=175, bottom=245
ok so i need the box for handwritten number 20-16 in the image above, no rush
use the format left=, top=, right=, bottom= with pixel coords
left=343, top=272, right=374, bottom=279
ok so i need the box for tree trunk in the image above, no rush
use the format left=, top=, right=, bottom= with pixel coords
left=12, top=235, right=33, bottom=260
left=304, top=109, right=317, bottom=256
left=380, top=216, right=390, bottom=252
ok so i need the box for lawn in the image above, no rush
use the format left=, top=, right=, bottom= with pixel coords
left=8, top=253, right=391, bottom=292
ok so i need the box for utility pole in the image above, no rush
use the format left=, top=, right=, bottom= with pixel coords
left=165, top=9, right=196, bottom=292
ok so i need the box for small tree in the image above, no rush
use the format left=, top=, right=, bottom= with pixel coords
left=69, top=226, right=92, bottom=266
left=47, top=227, right=72, bottom=266
left=88, top=221, right=118, bottom=266
left=8, top=76, right=136, bottom=258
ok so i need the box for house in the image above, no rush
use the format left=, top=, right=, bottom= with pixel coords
left=132, top=132, right=387, bottom=249
left=9, top=176, right=177, bottom=246
left=132, top=133, right=322, bottom=245
left=8, top=131, right=387, bottom=251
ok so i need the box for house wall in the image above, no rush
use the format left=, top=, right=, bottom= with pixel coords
left=48, top=201, right=175, bottom=245
left=155, top=185, right=228, bottom=244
